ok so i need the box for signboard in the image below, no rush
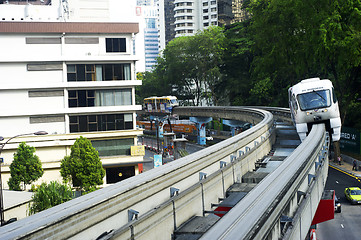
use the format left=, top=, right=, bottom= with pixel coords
left=339, top=126, right=361, bottom=154
left=154, top=155, right=163, bottom=168
left=131, top=145, right=145, bottom=156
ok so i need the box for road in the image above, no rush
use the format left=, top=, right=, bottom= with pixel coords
left=317, top=166, right=361, bottom=240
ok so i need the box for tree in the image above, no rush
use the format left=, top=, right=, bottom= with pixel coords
left=28, top=181, right=73, bottom=215
left=8, top=142, right=43, bottom=191
left=222, top=21, right=255, bottom=106
left=246, top=0, right=361, bottom=120
left=60, top=136, right=105, bottom=192
left=147, top=26, right=227, bottom=106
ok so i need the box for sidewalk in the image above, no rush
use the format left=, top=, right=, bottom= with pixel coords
left=329, top=154, right=361, bottom=178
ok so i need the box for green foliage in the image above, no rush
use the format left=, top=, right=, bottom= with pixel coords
left=140, top=26, right=227, bottom=106
left=138, top=0, right=361, bottom=128
left=29, top=181, right=73, bottom=215
left=60, top=136, right=105, bottom=192
left=8, top=142, right=43, bottom=191
left=222, top=21, right=254, bottom=105
left=246, top=0, right=361, bottom=114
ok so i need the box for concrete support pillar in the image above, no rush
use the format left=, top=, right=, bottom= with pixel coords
left=222, top=119, right=248, bottom=136
left=190, top=117, right=213, bottom=145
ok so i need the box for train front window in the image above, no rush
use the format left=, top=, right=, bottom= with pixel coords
left=170, top=99, right=178, bottom=105
left=297, top=90, right=331, bottom=111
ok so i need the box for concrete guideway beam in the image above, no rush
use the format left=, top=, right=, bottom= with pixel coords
left=0, top=107, right=274, bottom=240
left=201, top=123, right=329, bottom=240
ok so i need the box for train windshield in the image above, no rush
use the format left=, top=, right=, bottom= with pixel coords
left=170, top=99, right=178, bottom=105
left=297, top=89, right=331, bottom=111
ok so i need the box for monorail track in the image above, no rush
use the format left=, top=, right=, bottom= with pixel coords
left=0, top=107, right=329, bottom=240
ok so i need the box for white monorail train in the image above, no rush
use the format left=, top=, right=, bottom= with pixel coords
left=288, top=77, right=341, bottom=142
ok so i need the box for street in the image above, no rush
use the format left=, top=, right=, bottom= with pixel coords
left=317, top=167, right=361, bottom=239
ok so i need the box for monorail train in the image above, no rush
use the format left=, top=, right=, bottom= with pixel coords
left=144, top=96, right=179, bottom=113
left=288, top=77, right=341, bottom=142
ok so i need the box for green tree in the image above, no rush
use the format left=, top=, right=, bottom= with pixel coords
left=246, top=0, right=361, bottom=121
left=147, top=26, right=227, bottom=106
left=28, top=181, right=73, bottom=215
left=222, top=21, right=254, bottom=105
left=60, top=136, right=105, bottom=192
left=8, top=142, right=43, bottom=191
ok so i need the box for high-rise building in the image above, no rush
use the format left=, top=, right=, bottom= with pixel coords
left=137, top=1, right=160, bottom=71
left=157, top=0, right=249, bottom=50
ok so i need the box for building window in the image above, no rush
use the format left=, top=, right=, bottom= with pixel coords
left=203, top=16, right=209, bottom=20
left=106, top=38, right=126, bottom=52
left=92, top=138, right=134, bottom=156
left=67, top=64, right=131, bottom=81
left=69, top=113, right=133, bottom=133
left=29, top=90, right=64, bottom=97
left=30, top=115, right=65, bottom=124
left=204, top=23, right=209, bottom=27
left=68, top=89, right=132, bottom=108
left=203, top=2, right=208, bottom=6
left=27, top=63, right=63, bottom=71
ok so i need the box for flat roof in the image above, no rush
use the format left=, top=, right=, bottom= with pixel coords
left=0, top=22, right=139, bottom=34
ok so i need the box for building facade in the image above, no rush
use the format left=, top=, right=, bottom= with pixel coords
left=0, top=22, right=144, bottom=189
left=157, top=0, right=249, bottom=50
left=136, top=2, right=160, bottom=71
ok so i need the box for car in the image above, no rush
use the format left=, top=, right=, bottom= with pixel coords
left=335, top=195, right=341, bottom=213
left=344, top=187, right=361, bottom=204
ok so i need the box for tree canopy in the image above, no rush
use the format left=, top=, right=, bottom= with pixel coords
left=138, top=0, right=361, bottom=128
left=60, top=136, right=105, bottom=192
left=29, top=181, right=73, bottom=215
left=8, top=142, right=43, bottom=191
left=138, top=26, right=227, bottom=106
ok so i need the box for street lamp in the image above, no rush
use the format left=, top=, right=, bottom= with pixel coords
left=0, top=131, right=48, bottom=226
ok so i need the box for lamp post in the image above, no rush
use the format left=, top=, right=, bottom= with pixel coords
left=0, top=131, right=48, bottom=226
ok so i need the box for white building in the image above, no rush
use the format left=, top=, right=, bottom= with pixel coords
left=173, top=0, right=218, bottom=37
left=0, top=21, right=145, bottom=189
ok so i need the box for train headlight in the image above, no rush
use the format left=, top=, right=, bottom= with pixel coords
left=324, top=109, right=328, bottom=112
left=307, top=112, right=311, bottom=115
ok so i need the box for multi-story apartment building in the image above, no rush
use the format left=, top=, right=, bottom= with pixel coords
left=158, top=0, right=248, bottom=50
left=0, top=21, right=144, bottom=188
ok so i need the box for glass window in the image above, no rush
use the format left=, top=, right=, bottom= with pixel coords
left=106, top=38, right=126, bottom=53
left=92, top=138, right=134, bottom=156
left=69, top=113, right=133, bottom=133
left=69, top=89, right=132, bottom=108
left=297, top=90, right=331, bottom=111
left=332, top=87, right=337, bottom=103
